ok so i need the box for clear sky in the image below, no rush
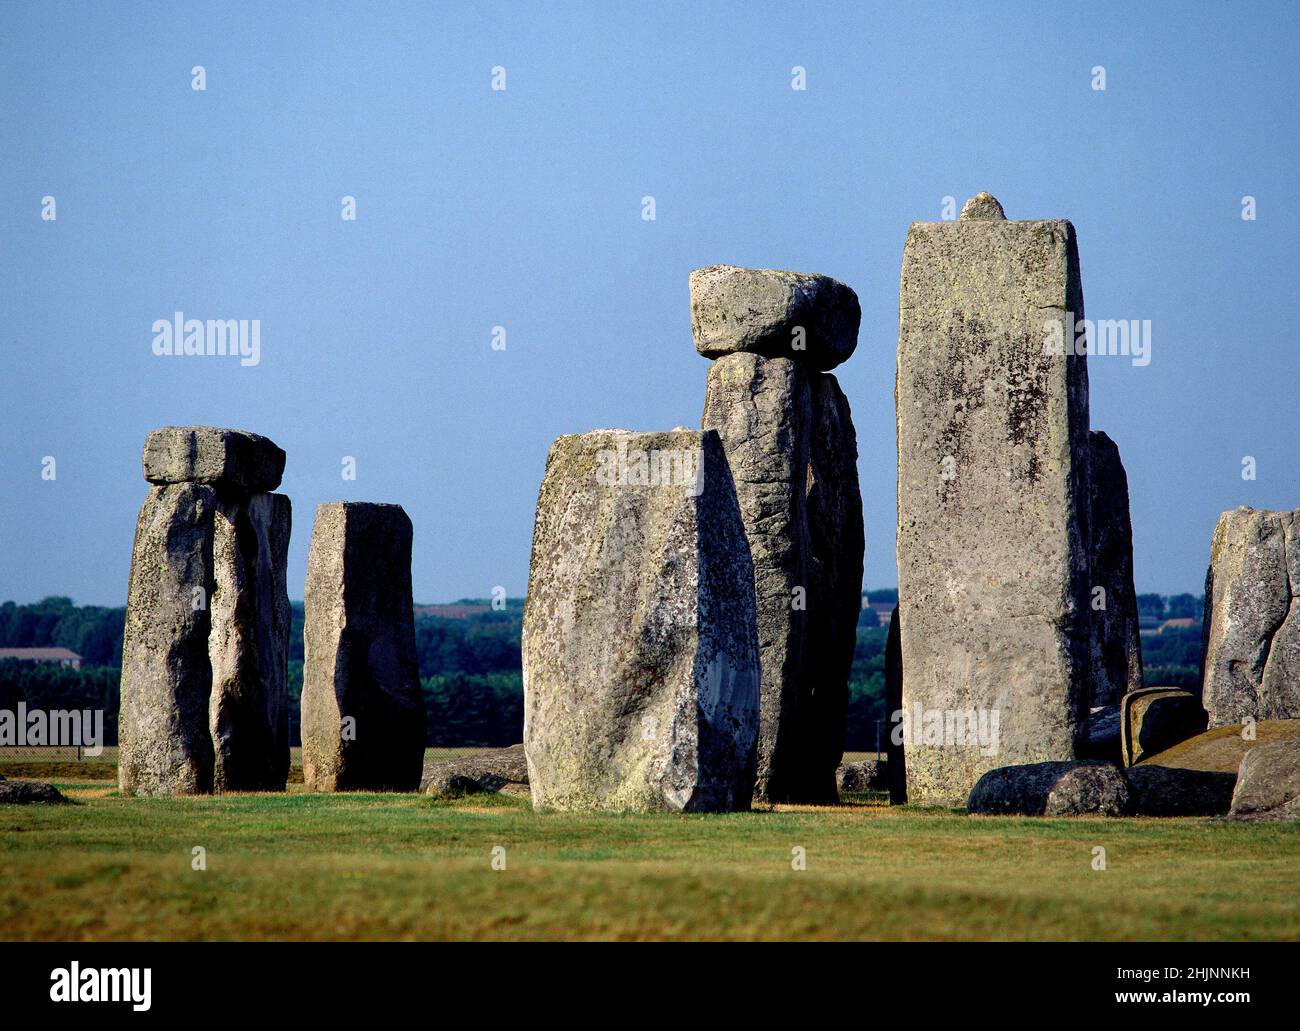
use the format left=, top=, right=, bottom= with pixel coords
left=1, top=1, right=1296, bottom=606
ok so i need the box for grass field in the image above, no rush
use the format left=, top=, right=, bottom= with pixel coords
left=3, top=768, right=1297, bottom=941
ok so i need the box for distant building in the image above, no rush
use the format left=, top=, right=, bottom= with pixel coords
left=0, top=647, right=83, bottom=669
left=1138, top=617, right=1200, bottom=637
left=412, top=604, right=493, bottom=620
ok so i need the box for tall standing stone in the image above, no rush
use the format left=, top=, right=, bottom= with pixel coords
left=895, top=194, right=1092, bottom=806
left=695, top=266, right=863, bottom=804
left=1200, top=506, right=1300, bottom=726
left=301, top=502, right=426, bottom=792
left=1088, top=430, right=1143, bottom=706
left=209, top=493, right=292, bottom=792
left=119, top=483, right=217, bottom=796
left=522, top=429, right=760, bottom=812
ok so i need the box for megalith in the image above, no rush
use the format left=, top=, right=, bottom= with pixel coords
left=1088, top=430, right=1143, bottom=706
left=119, top=426, right=291, bottom=796
left=301, top=502, right=426, bottom=792
left=1200, top=506, right=1300, bottom=726
left=695, top=265, right=863, bottom=804
left=119, top=483, right=218, bottom=796
left=209, top=493, right=292, bottom=791
left=521, top=429, right=760, bottom=812
left=895, top=194, right=1092, bottom=806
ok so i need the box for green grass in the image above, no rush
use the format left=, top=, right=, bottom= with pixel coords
left=2, top=782, right=1296, bottom=941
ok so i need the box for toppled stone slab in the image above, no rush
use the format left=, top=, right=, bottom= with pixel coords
left=1120, top=687, right=1206, bottom=766
left=1078, top=703, right=1121, bottom=762
left=1088, top=431, right=1143, bottom=705
left=1200, top=507, right=1300, bottom=726
left=0, top=779, right=69, bottom=805
left=967, top=761, right=1132, bottom=817
left=701, top=353, right=862, bottom=803
left=119, top=483, right=218, bottom=797
left=421, top=745, right=528, bottom=797
left=1227, top=741, right=1300, bottom=822
left=301, top=502, right=426, bottom=792
left=836, top=759, right=885, bottom=793
left=1124, top=765, right=1236, bottom=817
left=690, top=265, right=860, bottom=371
left=143, top=425, right=286, bottom=493
left=522, top=429, right=760, bottom=812
left=209, top=493, right=292, bottom=792
left=896, top=195, right=1092, bottom=807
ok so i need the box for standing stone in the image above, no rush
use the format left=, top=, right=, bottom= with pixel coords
left=209, top=493, right=292, bottom=792
left=884, top=606, right=907, bottom=804
left=700, top=350, right=862, bottom=803
left=119, top=483, right=217, bottom=797
left=301, top=502, right=425, bottom=792
left=896, top=194, right=1092, bottom=806
left=522, top=429, right=760, bottom=812
left=1088, top=431, right=1143, bottom=706
left=1200, top=507, right=1300, bottom=726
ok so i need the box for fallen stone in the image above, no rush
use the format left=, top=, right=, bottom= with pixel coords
left=967, top=761, right=1132, bottom=817
left=1078, top=703, right=1121, bottom=762
left=522, top=429, right=760, bottom=812
left=420, top=745, right=528, bottom=797
left=1088, top=431, right=1144, bottom=706
left=1124, top=765, right=1237, bottom=817
left=1120, top=687, right=1206, bottom=766
left=301, top=502, right=426, bottom=792
left=1227, top=740, right=1300, bottom=822
left=701, top=353, right=863, bottom=803
left=690, top=265, right=860, bottom=371
left=209, top=493, right=292, bottom=792
left=1200, top=507, right=1300, bottom=726
left=896, top=195, right=1092, bottom=807
left=836, top=759, right=885, bottom=793
left=142, top=425, right=286, bottom=493
left=118, top=483, right=217, bottom=797
left=0, top=779, right=68, bottom=805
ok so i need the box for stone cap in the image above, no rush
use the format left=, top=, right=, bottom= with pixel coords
left=959, top=192, right=1006, bottom=220
left=143, top=426, right=285, bottom=493
left=689, top=264, right=860, bottom=371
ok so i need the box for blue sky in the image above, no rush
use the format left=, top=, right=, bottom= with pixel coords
left=1, top=0, right=1296, bottom=605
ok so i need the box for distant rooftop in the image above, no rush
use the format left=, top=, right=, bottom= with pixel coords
left=0, top=647, right=82, bottom=662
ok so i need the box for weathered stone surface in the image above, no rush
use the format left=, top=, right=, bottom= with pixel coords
left=119, top=483, right=217, bottom=797
left=1088, top=431, right=1143, bottom=706
left=420, top=744, right=528, bottom=797
left=1078, top=703, right=1121, bottom=762
left=700, top=354, right=862, bottom=803
left=1200, top=507, right=1300, bottom=726
left=885, top=605, right=907, bottom=804
left=1120, top=687, right=1206, bottom=767
left=959, top=192, right=1006, bottom=221
left=896, top=200, right=1091, bottom=807
left=836, top=759, right=885, bottom=793
left=0, top=779, right=68, bottom=805
left=143, top=426, right=286, bottom=493
left=301, top=502, right=425, bottom=792
left=209, top=493, right=292, bottom=792
left=967, top=761, right=1132, bottom=817
left=522, top=429, right=760, bottom=812
left=1124, top=765, right=1236, bottom=817
left=690, top=265, right=860, bottom=371
left=1227, top=740, right=1300, bottom=822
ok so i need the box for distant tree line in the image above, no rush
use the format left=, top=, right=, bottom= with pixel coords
left=0, top=592, right=1207, bottom=749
